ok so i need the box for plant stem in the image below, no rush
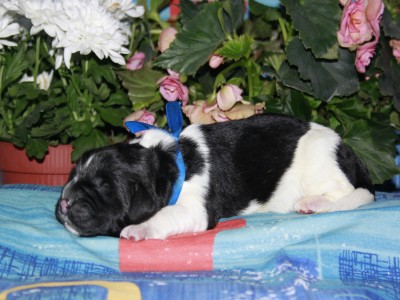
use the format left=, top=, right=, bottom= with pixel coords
left=246, top=60, right=254, bottom=99
left=278, top=17, right=289, bottom=45
left=128, top=23, right=137, bottom=55
left=0, top=56, right=4, bottom=98
left=33, top=36, right=41, bottom=88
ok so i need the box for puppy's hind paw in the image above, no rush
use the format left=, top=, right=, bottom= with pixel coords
left=295, top=196, right=333, bottom=214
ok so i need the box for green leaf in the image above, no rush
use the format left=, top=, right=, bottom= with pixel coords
left=69, top=120, right=93, bottom=137
left=179, top=0, right=201, bottom=26
left=381, top=8, right=400, bottom=39
left=342, top=120, right=400, bottom=184
left=104, top=91, right=131, bottom=107
left=279, top=88, right=312, bottom=120
left=220, top=0, right=244, bottom=34
left=154, top=3, right=226, bottom=75
left=96, top=106, right=130, bottom=127
left=278, top=62, right=314, bottom=95
left=31, top=121, right=70, bottom=139
left=25, top=138, right=49, bottom=160
left=378, top=38, right=400, bottom=110
left=216, top=35, right=253, bottom=61
left=281, top=0, right=341, bottom=59
left=88, top=59, right=117, bottom=85
left=1, top=47, right=29, bottom=95
left=71, top=129, right=109, bottom=161
left=286, top=38, right=359, bottom=102
left=327, top=97, right=371, bottom=120
left=118, top=66, right=163, bottom=106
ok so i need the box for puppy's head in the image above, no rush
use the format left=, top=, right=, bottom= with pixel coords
left=55, top=143, right=177, bottom=237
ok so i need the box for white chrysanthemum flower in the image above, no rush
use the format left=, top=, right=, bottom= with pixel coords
left=0, top=14, right=20, bottom=49
left=19, top=0, right=68, bottom=38
left=0, top=0, right=22, bottom=15
left=19, top=70, right=54, bottom=90
left=55, top=0, right=130, bottom=68
left=18, top=0, right=137, bottom=69
left=100, top=0, right=144, bottom=20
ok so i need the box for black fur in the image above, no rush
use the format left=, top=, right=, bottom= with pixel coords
left=56, top=143, right=179, bottom=237
left=56, top=113, right=374, bottom=237
left=201, top=114, right=310, bottom=228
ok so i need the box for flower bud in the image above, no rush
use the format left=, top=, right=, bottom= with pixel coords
left=127, top=52, right=145, bottom=70
left=209, top=54, right=224, bottom=69
left=157, top=69, right=189, bottom=105
left=216, top=84, right=243, bottom=111
left=158, top=27, right=177, bottom=52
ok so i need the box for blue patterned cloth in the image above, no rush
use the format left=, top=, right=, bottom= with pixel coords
left=0, top=184, right=399, bottom=299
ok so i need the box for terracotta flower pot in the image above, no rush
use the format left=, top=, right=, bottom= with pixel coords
left=0, top=141, right=74, bottom=186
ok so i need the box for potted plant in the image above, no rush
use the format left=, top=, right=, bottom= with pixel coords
left=118, top=0, right=400, bottom=186
left=1, top=0, right=399, bottom=187
left=0, top=0, right=147, bottom=184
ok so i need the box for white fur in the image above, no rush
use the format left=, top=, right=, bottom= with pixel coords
left=120, top=122, right=374, bottom=240
left=251, top=122, right=373, bottom=214
left=120, top=125, right=210, bottom=240
left=138, top=129, right=176, bottom=149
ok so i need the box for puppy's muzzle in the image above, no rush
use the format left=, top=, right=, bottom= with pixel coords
left=59, top=198, right=70, bottom=215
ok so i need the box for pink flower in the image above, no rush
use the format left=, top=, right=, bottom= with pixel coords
left=355, top=43, right=375, bottom=73
left=216, top=84, right=243, bottom=111
left=182, top=101, right=216, bottom=124
left=209, top=54, right=224, bottom=69
left=124, top=109, right=156, bottom=126
left=158, top=27, right=177, bottom=52
left=123, top=109, right=156, bottom=136
left=390, top=39, right=400, bottom=63
left=182, top=100, right=264, bottom=125
left=338, top=0, right=384, bottom=48
left=126, top=52, right=145, bottom=70
left=338, top=0, right=384, bottom=73
left=157, top=69, right=189, bottom=105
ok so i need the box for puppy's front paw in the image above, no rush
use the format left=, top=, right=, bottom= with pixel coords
left=295, top=196, right=333, bottom=214
left=120, top=223, right=167, bottom=241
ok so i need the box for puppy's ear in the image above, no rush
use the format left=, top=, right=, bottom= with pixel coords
left=127, top=182, right=158, bottom=224
left=124, top=145, right=178, bottom=224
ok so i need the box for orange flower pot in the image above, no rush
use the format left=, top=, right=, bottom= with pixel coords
left=0, top=141, right=74, bottom=186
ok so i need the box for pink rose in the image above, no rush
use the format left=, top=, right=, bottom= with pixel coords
left=124, top=109, right=156, bottom=126
left=158, top=27, right=177, bottom=52
left=209, top=54, right=224, bottom=69
left=216, top=84, right=243, bottom=111
left=390, top=39, right=400, bottom=63
left=355, top=43, right=375, bottom=73
left=157, top=69, right=189, bottom=105
left=338, top=0, right=384, bottom=48
left=126, top=52, right=145, bottom=70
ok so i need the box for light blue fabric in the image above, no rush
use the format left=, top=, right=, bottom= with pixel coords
left=1, top=185, right=399, bottom=299
left=214, top=194, right=400, bottom=299
left=0, top=185, right=119, bottom=279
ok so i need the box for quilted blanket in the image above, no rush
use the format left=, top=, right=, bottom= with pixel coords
left=0, top=184, right=399, bottom=299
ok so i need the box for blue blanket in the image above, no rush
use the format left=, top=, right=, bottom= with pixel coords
left=0, top=184, right=399, bottom=299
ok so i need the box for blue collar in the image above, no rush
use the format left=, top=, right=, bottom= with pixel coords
left=124, top=101, right=185, bottom=206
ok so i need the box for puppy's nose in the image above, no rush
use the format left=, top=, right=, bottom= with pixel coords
left=59, top=198, right=69, bottom=215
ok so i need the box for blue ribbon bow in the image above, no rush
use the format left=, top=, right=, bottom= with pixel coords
left=125, top=101, right=185, bottom=206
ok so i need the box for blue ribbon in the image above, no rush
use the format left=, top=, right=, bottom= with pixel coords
left=125, top=101, right=185, bottom=206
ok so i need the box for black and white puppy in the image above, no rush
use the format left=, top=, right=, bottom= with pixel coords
left=56, top=113, right=374, bottom=239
